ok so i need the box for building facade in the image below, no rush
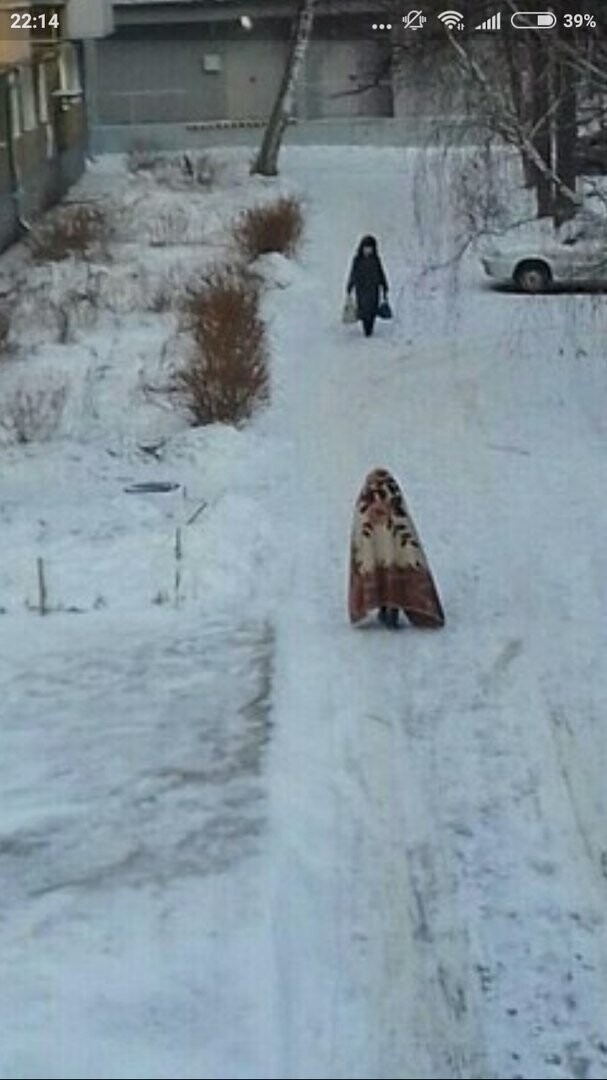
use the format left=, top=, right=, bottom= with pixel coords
left=85, top=1, right=472, bottom=152
left=0, top=0, right=114, bottom=251
left=87, top=0, right=400, bottom=149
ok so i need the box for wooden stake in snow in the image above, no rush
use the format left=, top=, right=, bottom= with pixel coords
left=174, top=527, right=182, bottom=608
left=251, top=0, right=316, bottom=177
left=186, top=500, right=208, bottom=526
left=37, top=557, right=47, bottom=616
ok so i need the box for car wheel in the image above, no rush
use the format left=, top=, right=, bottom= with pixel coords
left=514, top=261, right=552, bottom=293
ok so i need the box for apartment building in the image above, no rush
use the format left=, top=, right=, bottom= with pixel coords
left=0, top=0, right=114, bottom=250
left=86, top=0, right=394, bottom=150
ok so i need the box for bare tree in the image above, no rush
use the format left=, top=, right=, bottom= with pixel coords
left=251, top=0, right=316, bottom=177
left=385, top=0, right=607, bottom=225
left=431, top=23, right=583, bottom=224
left=553, top=56, right=578, bottom=224
left=529, top=35, right=554, bottom=217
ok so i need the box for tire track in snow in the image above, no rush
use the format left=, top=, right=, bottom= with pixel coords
left=264, top=270, right=490, bottom=1078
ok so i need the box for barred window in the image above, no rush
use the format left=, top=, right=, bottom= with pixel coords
left=58, top=43, right=81, bottom=94
left=20, top=66, right=37, bottom=131
left=37, top=62, right=49, bottom=124
left=8, top=73, right=21, bottom=139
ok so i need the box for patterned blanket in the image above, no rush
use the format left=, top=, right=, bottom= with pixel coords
left=348, top=468, right=445, bottom=627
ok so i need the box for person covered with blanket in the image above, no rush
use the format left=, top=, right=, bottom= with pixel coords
left=346, top=235, right=389, bottom=337
left=348, top=467, right=445, bottom=630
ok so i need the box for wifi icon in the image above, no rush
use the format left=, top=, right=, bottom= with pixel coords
left=438, top=10, right=464, bottom=29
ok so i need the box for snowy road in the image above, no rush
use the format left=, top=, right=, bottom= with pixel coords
left=1, top=148, right=607, bottom=1079
left=262, top=150, right=607, bottom=1079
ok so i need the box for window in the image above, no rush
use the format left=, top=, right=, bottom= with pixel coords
left=58, top=43, right=81, bottom=95
left=8, top=73, right=21, bottom=139
left=37, top=62, right=49, bottom=124
left=19, top=66, right=37, bottom=131
left=203, top=54, right=222, bottom=73
left=0, top=77, right=10, bottom=147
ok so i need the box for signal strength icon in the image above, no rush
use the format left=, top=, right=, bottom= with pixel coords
left=474, top=11, right=501, bottom=30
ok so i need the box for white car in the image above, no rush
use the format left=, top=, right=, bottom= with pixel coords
left=480, top=216, right=607, bottom=292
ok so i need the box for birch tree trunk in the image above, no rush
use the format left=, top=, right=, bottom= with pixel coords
left=504, top=35, right=536, bottom=188
left=530, top=36, right=554, bottom=218
left=251, top=0, right=316, bottom=177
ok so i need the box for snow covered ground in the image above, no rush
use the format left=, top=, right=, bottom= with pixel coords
left=1, top=146, right=607, bottom=1080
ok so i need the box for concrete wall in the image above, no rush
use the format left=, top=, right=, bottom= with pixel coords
left=92, top=15, right=393, bottom=126
left=303, top=37, right=391, bottom=119
left=96, top=33, right=291, bottom=124
left=67, top=0, right=115, bottom=39
left=95, top=24, right=291, bottom=125
left=15, top=127, right=86, bottom=222
left=87, top=7, right=484, bottom=154
left=91, top=115, right=474, bottom=155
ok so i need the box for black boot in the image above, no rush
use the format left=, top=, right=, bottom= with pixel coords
left=378, top=606, right=389, bottom=626
left=388, top=607, right=399, bottom=629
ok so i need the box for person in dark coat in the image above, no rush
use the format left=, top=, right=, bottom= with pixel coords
left=346, top=235, right=389, bottom=337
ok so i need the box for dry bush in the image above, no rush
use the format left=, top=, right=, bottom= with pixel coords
left=55, top=291, right=101, bottom=342
left=0, top=308, right=11, bottom=355
left=0, top=381, right=67, bottom=444
left=127, top=149, right=224, bottom=189
left=148, top=287, right=174, bottom=313
left=113, top=199, right=194, bottom=247
left=52, top=266, right=104, bottom=341
left=232, top=197, right=304, bottom=262
left=171, top=264, right=269, bottom=426
left=30, top=205, right=110, bottom=263
left=147, top=205, right=190, bottom=247
left=138, top=265, right=185, bottom=313
left=126, top=145, right=165, bottom=174
left=180, top=152, right=224, bottom=188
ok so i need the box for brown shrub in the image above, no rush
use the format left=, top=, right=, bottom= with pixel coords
left=148, top=287, right=174, bottom=313
left=147, top=205, right=189, bottom=247
left=126, top=145, right=164, bottom=174
left=30, top=205, right=109, bottom=262
left=0, top=381, right=67, bottom=444
left=171, top=264, right=269, bottom=426
left=232, top=197, right=304, bottom=262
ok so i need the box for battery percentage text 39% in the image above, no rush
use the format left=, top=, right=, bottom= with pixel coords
left=564, top=13, right=596, bottom=27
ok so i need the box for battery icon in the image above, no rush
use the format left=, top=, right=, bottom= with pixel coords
left=511, top=11, right=557, bottom=28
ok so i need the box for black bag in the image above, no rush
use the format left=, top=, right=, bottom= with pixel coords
left=377, top=300, right=392, bottom=320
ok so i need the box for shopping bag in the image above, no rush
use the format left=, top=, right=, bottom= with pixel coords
left=342, top=296, right=357, bottom=324
left=377, top=300, right=393, bottom=320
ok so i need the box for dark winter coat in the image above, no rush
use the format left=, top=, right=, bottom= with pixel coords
left=347, top=236, right=389, bottom=321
